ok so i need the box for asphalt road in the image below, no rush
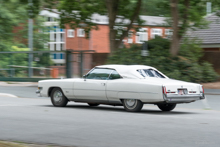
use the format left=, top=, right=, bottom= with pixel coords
left=0, top=94, right=220, bottom=147
left=0, top=85, right=45, bottom=99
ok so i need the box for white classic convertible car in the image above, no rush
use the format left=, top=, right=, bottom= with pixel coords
left=36, top=65, right=205, bottom=112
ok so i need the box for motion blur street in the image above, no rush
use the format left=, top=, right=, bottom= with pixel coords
left=0, top=83, right=220, bottom=147
left=1, top=0, right=220, bottom=147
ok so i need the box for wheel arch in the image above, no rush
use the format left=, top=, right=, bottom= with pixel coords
left=48, top=87, right=62, bottom=97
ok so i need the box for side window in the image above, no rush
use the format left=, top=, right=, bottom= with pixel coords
left=109, top=70, right=121, bottom=80
left=86, top=68, right=113, bottom=80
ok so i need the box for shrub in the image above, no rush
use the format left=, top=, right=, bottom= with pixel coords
left=107, top=37, right=219, bottom=83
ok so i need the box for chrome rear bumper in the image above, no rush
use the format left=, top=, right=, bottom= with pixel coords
left=164, top=93, right=205, bottom=103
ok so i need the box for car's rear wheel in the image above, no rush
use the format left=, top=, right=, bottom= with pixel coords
left=157, top=103, right=176, bottom=111
left=122, top=99, right=143, bottom=112
left=88, top=103, right=99, bottom=106
left=51, top=88, right=68, bottom=107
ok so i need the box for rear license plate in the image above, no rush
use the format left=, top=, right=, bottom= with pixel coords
left=178, top=89, right=187, bottom=95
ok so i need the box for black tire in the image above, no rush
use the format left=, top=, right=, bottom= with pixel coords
left=157, top=103, right=176, bottom=111
left=122, top=99, right=143, bottom=112
left=88, top=103, right=100, bottom=107
left=50, top=88, right=68, bottom=107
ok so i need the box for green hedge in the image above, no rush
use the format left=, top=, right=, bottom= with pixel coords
left=107, top=37, right=219, bottom=83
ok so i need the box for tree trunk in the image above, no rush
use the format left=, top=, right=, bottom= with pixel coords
left=170, top=0, right=190, bottom=56
left=170, top=0, right=180, bottom=56
left=106, top=0, right=142, bottom=56
left=105, top=0, right=119, bottom=56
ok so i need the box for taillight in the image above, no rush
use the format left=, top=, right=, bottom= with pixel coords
left=202, top=86, right=204, bottom=93
left=163, top=86, right=167, bottom=94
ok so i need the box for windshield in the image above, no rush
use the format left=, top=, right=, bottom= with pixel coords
left=137, top=69, right=165, bottom=78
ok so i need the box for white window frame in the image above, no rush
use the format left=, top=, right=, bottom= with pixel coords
left=151, top=28, right=162, bottom=39
left=67, top=29, right=74, bottom=38
left=136, top=28, right=148, bottom=44
left=77, top=28, right=85, bottom=37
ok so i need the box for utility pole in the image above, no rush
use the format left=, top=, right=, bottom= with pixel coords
left=28, top=0, right=33, bottom=77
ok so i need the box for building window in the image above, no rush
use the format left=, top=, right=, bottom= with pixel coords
left=53, top=26, right=57, bottom=32
left=47, top=17, right=54, bottom=22
left=54, top=33, right=56, bottom=41
left=60, top=53, right=65, bottom=59
left=52, top=53, right=65, bottom=60
left=77, top=29, right=85, bottom=37
left=50, top=43, right=54, bottom=50
left=60, top=44, right=63, bottom=50
left=53, top=53, right=57, bottom=59
left=60, top=33, right=64, bottom=42
left=50, top=33, right=54, bottom=41
left=67, top=29, right=74, bottom=37
left=165, top=29, right=173, bottom=39
left=136, top=28, right=148, bottom=44
left=151, top=28, right=162, bottom=39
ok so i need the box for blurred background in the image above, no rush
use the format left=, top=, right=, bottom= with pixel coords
left=0, top=0, right=219, bottom=84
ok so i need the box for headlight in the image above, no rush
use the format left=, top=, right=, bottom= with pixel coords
left=38, top=87, right=43, bottom=90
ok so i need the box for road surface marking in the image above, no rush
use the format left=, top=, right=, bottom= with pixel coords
left=0, top=93, right=18, bottom=98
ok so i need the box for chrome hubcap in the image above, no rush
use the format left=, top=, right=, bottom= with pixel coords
left=125, top=99, right=136, bottom=107
left=53, top=90, right=63, bottom=103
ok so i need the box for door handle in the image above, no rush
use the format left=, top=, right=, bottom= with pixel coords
left=101, top=83, right=105, bottom=86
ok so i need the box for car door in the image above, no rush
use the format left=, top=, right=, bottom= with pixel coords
left=106, top=70, right=124, bottom=103
left=73, top=68, right=113, bottom=101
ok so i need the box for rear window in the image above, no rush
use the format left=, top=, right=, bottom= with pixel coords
left=137, top=69, right=165, bottom=78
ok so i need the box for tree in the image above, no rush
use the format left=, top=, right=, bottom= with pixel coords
left=138, top=0, right=170, bottom=16
left=0, top=0, right=24, bottom=50
left=15, top=16, right=52, bottom=67
left=0, top=0, right=52, bottom=68
left=46, top=0, right=144, bottom=55
left=167, top=0, right=220, bottom=56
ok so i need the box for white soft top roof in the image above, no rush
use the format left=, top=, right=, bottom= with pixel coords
left=95, top=64, right=160, bottom=79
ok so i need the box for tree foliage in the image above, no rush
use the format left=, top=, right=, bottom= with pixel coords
left=107, top=37, right=219, bottom=83
left=46, top=0, right=144, bottom=54
left=164, top=0, right=220, bottom=56
left=138, top=0, right=170, bottom=16
left=0, top=0, right=25, bottom=45
left=0, top=0, right=52, bottom=71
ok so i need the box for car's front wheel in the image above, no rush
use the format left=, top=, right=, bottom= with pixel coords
left=51, top=88, right=68, bottom=107
left=122, top=99, right=143, bottom=112
left=157, top=103, right=176, bottom=111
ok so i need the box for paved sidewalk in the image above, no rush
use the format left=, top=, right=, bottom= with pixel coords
left=0, top=82, right=38, bottom=87
left=0, top=141, right=64, bottom=147
left=204, top=89, right=220, bottom=95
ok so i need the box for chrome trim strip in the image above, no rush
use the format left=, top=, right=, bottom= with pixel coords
left=74, top=89, right=158, bottom=94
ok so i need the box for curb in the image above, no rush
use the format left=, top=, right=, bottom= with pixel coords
left=0, top=93, right=18, bottom=98
left=205, top=93, right=220, bottom=95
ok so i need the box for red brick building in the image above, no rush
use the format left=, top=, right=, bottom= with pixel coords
left=40, top=10, right=172, bottom=77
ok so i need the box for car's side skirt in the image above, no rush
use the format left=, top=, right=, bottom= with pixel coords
left=71, top=99, right=123, bottom=106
